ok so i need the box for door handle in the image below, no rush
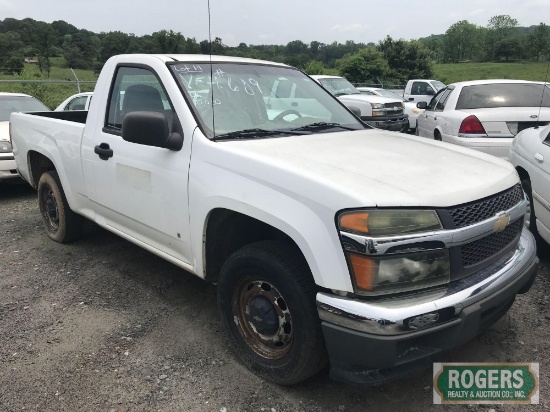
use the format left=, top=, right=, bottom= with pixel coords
left=434, top=117, right=437, bottom=121
left=94, top=143, right=113, bottom=160
left=535, top=152, right=544, bottom=162
left=291, top=102, right=298, bottom=107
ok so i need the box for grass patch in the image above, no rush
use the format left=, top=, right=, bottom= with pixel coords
left=434, top=61, right=550, bottom=84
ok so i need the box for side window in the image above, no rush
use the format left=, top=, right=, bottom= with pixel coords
left=435, top=89, right=452, bottom=111
left=426, top=89, right=446, bottom=111
left=106, top=66, right=174, bottom=132
left=411, top=81, right=428, bottom=96
left=66, top=96, right=88, bottom=111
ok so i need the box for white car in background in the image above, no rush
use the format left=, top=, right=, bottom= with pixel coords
left=0, top=92, right=49, bottom=181
left=416, top=80, right=550, bottom=159
left=54, top=92, right=93, bottom=111
left=510, top=123, right=550, bottom=248
left=357, top=86, right=424, bottom=132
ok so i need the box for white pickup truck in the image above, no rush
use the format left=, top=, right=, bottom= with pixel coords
left=311, top=75, right=409, bottom=132
left=403, top=79, right=446, bottom=104
left=10, top=54, right=538, bottom=385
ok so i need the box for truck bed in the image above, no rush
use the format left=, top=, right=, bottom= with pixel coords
left=23, top=110, right=88, bottom=124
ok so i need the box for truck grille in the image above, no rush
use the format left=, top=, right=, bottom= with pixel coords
left=460, top=219, right=523, bottom=267
left=448, top=184, right=523, bottom=228
left=383, top=102, right=404, bottom=116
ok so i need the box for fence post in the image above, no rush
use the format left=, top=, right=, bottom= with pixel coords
left=70, top=68, right=81, bottom=93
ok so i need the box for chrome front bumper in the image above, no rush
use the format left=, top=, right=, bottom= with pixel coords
left=317, top=228, right=538, bottom=336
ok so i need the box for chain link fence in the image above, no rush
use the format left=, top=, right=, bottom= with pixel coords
left=0, top=80, right=96, bottom=110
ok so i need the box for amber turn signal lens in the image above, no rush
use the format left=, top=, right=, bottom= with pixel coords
left=349, top=253, right=376, bottom=290
left=339, top=212, right=369, bottom=234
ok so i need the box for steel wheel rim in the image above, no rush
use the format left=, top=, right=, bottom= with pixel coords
left=232, top=276, right=293, bottom=359
left=41, top=186, right=59, bottom=232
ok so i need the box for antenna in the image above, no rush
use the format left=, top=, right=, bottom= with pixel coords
left=208, top=0, right=216, bottom=137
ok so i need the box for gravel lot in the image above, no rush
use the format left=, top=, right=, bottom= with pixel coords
left=1, top=181, right=550, bottom=412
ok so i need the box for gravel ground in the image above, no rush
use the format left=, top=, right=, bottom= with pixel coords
left=1, top=181, right=550, bottom=412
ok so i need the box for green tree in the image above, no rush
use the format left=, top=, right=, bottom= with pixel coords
left=528, top=23, right=549, bottom=60
left=100, top=31, right=136, bottom=62
left=494, top=36, right=523, bottom=61
left=377, top=36, right=433, bottom=82
left=34, top=22, right=57, bottom=77
left=303, top=60, right=326, bottom=75
left=338, top=48, right=389, bottom=83
left=153, top=30, right=184, bottom=53
left=485, top=15, right=519, bottom=60
left=0, top=31, right=25, bottom=73
left=443, top=21, right=482, bottom=62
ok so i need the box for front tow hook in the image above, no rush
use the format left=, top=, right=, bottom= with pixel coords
left=94, top=143, right=113, bottom=160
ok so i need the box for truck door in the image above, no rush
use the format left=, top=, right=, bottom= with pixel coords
left=86, top=66, right=193, bottom=265
left=418, top=88, right=447, bottom=138
left=406, top=81, right=436, bottom=104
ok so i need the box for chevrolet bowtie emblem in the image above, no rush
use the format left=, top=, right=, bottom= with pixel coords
left=493, top=213, right=511, bottom=233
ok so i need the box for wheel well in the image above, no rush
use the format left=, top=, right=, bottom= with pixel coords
left=204, top=209, right=306, bottom=283
left=28, top=151, right=56, bottom=188
left=434, top=129, right=442, bottom=139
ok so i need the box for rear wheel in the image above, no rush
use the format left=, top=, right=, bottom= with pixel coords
left=38, top=171, right=83, bottom=243
left=217, top=240, right=327, bottom=384
left=521, top=178, right=537, bottom=233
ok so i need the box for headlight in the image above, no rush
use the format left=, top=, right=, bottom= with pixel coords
left=339, top=210, right=442, bottom=237
left=339, top=210, right=450, bottom=295
left=0, top=141, right=12, bottom=153
left=371, top=103, right=385, bottom=117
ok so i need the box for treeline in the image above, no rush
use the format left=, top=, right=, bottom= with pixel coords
left=422, top=15, right=550, bottom=63
left=0, top=15, right=548, bottom=84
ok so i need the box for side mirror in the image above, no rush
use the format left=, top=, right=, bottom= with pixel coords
left=426, top=89, right=435, bottom=96
left=417, top=101, right=428, bottom=109
left=122, top=111, right=183, bottom=151
left=348, top=106, right=362, bottom=117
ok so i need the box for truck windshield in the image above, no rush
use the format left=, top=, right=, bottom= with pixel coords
left=317, top=78, right=361, bottom=96
left=430, top=81, right=446, bottom=92
left=0, top=96, right=49, bottom=121
left=170, top=63, right=364, bottom=139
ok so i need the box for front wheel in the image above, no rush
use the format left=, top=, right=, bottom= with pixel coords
left=38, top=171, right=83, bottom=243
left=217, top=240, right=327, bottom=384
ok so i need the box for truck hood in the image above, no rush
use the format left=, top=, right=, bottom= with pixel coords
left=0, top=121, right=8, bottom=141
left=338, top=94, right=400, bottom=104
left=218, top=129, right=518, bottom=208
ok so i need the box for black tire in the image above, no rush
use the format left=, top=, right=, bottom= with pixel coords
left=217, top=240, right=327, bottom=385
left=37, top=171, right=83, bottom=243
left=521, top=177, right=550, bottom=256
left=521, top=178, right=537, bottom=235
left=434, top=129, right=442, bottom=141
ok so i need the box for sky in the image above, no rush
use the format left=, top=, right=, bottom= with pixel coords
left=3, top=0, right=550, bottom=47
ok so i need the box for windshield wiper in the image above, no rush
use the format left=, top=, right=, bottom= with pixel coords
left=290, top=122, right=356, bottom=132
left=213, top=128, right=308, bottom=140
